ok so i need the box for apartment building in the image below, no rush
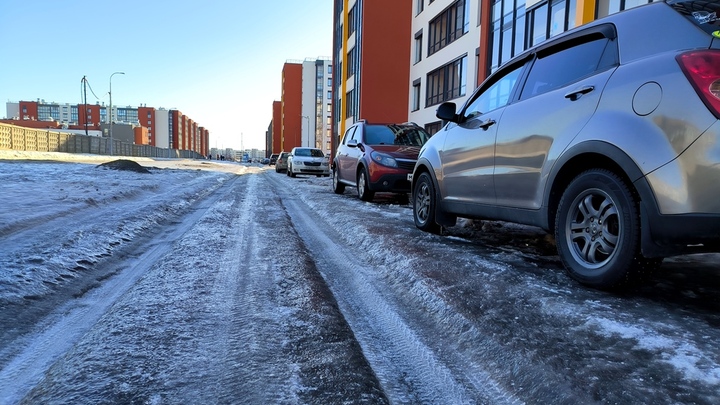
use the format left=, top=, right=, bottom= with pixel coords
left=410, top=0, right=480, bottom=135
left=331, top=0, right=413, bottom=152
left=280, top=61, right=303, bottom=153
left=5, top=100, right=210, bottom=157
left=301, top=58, right=333, bottom=154
left=332, top=0, right=656, bottom=142
left=271, top=101, right=282, bottom=154
left=271, top=58, right=333, bottom=155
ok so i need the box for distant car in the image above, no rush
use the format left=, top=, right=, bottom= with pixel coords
left=275, top=152, right=289, bottom=173
left=287, top=147, right=330, bottom=178
left=269, top=154, right=279, bottom=165
left=412, top=0, right=720, bottom=290
left=333, top=120, right=430, bottom=201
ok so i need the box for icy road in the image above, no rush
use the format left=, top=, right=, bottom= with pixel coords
left=0, top=154, right=719, bottom=404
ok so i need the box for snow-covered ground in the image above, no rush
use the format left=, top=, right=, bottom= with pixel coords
left=0, top=150, right=250, bottom=305
left=1, top=150, right=719, bottom=404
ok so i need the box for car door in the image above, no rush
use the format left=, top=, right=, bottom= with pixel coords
left=494, top=25, right=619, bottom=209
left=439, top=60, right=527, bottom=206
left=338, top=125, right=361, bottom=184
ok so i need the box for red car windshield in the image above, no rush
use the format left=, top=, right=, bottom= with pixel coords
left=365, top=125, right=431, bottom=147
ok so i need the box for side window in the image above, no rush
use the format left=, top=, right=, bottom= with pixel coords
left=342, top=126, right=357, bottom=145
left=463, top=64, right=524, bottom=119
left=521, top=36, right=617, bottom=100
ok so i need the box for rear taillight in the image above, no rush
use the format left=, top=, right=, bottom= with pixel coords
left=677, top=50, right=720, bottom=119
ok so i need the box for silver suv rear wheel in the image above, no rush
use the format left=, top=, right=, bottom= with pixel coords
left=555, top=169, right=657, bottom=289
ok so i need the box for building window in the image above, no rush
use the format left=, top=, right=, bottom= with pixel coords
left=346, top=47, right=357, bottom=79
left=425, top=121, right=443, bottom=135
left=530, top=3, right=549, bottom=46
left=428, top=0, right=470, bottom=56
left=426, top=55, right=467, bottom=107
left=348, top=5, right=357, bottom=36
left=489, top=0, right=528, bottom=74
left=414, top=30, right=423, bottom=64
left=345, top=90, right=355, bottom=119
left=412, top=79, right=421, bottom=111
left=327, top=91, right=332, bottom=100
left=416, top=0, right=424, bottom=15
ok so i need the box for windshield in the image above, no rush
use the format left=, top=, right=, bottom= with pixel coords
left=669, top=0, right=720, bottom=34
left=294, top=148, right=325, bottom=157
left=364, top=124, right=431, bottom=147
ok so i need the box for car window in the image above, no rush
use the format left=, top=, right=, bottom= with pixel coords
left=463, top=63, right=524, bottom=119
left=520, top=35, right=617, bottom=100
left=342, top=126, right=357, bottom=145
left=670, top=0, right=720, bottom=34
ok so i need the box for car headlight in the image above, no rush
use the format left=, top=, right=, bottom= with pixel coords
left=370, top=151, right=398, bottom=168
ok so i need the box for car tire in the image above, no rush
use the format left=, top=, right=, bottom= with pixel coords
left=413, top=172, right=441, bottom=234
left=289, top=164, right=296, bottom=178
left=357, top=167, right=374, bottom=201
left=555, top=169, right=660, bottom=289
left=332, top=167, right=346, bottom=194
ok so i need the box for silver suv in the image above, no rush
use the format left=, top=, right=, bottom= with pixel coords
left=412, top=0, right=720, bottom=289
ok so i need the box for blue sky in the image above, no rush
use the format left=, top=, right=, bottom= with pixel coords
left=0, top=1, right=332, bottom=151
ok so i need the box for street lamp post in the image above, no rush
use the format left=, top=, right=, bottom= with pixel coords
left=109, top=71, right=125, bottom=155
left=301, top=115, right=310, bottom=148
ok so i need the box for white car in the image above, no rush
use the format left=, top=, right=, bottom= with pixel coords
left=287, top=147, right=330, bottom=178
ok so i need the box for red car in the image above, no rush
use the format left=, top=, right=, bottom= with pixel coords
left=332, top=121, right=431, bottom=201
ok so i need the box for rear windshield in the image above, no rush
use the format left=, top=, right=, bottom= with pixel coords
left=364, top=124, right=431, bottom=147
left=669, top=0, right=720, bottom=34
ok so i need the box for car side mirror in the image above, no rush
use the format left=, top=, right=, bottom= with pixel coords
left=347, top=139, right=358, bottom=148
left=436, top=102, right=459, bottom=123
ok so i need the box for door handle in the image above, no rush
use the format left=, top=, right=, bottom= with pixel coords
left=564, top=85, right=595, bottom=101
left=479, top=118, right=496, bottom=130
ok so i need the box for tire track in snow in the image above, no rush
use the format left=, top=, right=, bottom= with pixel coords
left=267, top=173, right=522, bottom=405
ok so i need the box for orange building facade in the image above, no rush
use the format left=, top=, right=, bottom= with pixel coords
left=331, top=0, right=413, bottom=154
left=280, top=62, right=303, bottom=153
left=271, top=101, right=282, bottom=154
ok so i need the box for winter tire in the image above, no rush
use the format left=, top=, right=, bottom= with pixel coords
left=413, top=172, right=441, bottom=234
left=555, top=169, right=659, bottom=289
left=332, top=167, right=345, bottom=194
left=357, top=168, right=374, bottom=201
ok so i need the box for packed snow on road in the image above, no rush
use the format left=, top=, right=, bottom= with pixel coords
left=0, top=150, right=719, bottom=404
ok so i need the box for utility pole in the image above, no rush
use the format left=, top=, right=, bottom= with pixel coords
left=109, top=71, right=125, bottom=156
left=81, top=76, right=88, bottom=136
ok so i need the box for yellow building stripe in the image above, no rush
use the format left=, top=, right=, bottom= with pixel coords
left=576, top=0, right=596, bottom=26
left=340, top=0, right=349, bottom=141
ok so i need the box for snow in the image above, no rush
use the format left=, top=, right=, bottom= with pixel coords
left=2, top=150, right=720, bottom=404
left=0, top=150, right=250, bottom=304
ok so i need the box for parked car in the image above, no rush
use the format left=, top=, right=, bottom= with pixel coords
left=287, top=147, right=330, bottom=178
left=275, top=152, right=289, bottom=173
left=412, top=0, right=720, bottom=290
left=333, top=121, right=431, bottom=201
left=269, top=153, right=279, bottom=165
left=261, top=157, right=270, bottom=165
